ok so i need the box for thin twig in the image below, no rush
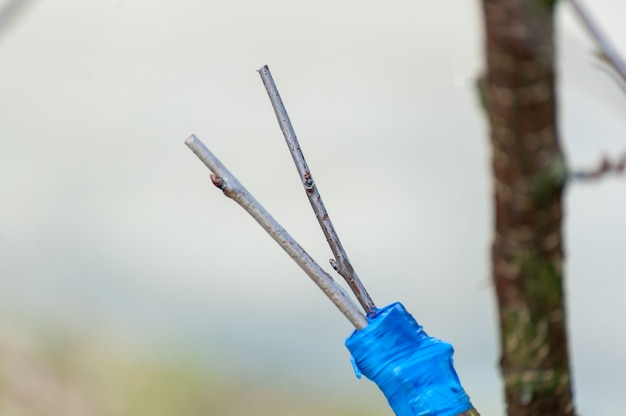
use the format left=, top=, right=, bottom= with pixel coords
left=569, top=0, right=626, bottom=88
left=185, top=134, right=368, bottom=329
left=570, top=151, right=626, bottom=181
left=257, top=65, right=376, bottom=315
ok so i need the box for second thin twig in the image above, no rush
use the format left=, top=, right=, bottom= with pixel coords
left=258, top=65, right=376, bottom=314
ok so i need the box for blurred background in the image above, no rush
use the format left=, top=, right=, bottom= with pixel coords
left=1, top=0, right=625, bottom=414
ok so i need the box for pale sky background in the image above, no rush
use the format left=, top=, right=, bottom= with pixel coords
left=1, top=0, right=625, bottom=414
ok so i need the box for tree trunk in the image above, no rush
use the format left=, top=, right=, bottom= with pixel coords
left=479, top=1, right=575, bottom=414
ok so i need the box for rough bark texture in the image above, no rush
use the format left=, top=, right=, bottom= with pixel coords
left=480, top=1, right=575, bottom=415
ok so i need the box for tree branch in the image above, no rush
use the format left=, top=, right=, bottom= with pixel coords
left=257, top=65, right=376, bottom=314
left=570, top=151, right=626, bottom=181
left=569, top=0, right=626, bottom=88
left=185, top=134, right=368, bottom=329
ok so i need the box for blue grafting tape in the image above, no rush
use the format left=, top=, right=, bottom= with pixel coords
left=345, top=302, right=473, bottom=416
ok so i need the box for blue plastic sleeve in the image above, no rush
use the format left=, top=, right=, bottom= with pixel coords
left=345, top=302, right=473, bottom=416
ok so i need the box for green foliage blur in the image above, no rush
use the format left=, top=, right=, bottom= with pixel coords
left=0, top=327, right=382, bottom=416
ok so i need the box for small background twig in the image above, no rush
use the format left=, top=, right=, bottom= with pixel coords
left=0, top=0, right=36, bottom=41
left=570, top=0, right=626, bottom=89
left=570, top=151, right=626, bottom=181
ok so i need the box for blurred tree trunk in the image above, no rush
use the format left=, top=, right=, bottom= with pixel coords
left=479, top=1, right=576, bottom=415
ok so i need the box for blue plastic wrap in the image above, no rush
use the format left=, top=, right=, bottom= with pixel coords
left=345, top=302, right=473, bottom=416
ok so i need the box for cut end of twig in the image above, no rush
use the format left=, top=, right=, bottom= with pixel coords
left=257, top=64, right=269, bottom=73
left=185, top=134, right=197, bottom=145
left=210, top=174, right=225, bottom=189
